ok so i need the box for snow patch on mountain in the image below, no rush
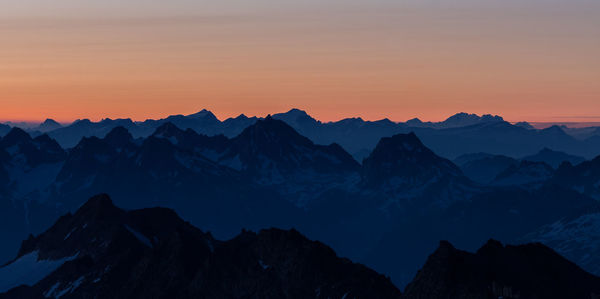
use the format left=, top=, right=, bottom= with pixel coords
left=0, top=251, right=78, bottom=292
left=524, top=211, right=600, bottom=276
left=124, top=225, right=153, bottom=248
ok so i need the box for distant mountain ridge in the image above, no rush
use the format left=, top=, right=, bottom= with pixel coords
left=3, top=109, right=600, bottom=160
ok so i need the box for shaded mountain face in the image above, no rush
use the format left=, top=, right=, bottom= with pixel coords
left=359, top=182, right=599, bottom=288
left=523, top=205, right=600, bottom=278
left=522, top=147, right=585, bottom=168
left=360, top=133, right=473, bottom=209
left=454, top=153, right=518, bottom=184
left=438, top=112, right=504, bottom=129
left=35, top=119, right=63, bottom=133
left=151, top=118, right=361, bottom=207
left=362, top=133, right=462, bottom=188
left=226, top=116, right=360, bottom=177
left=403, top=240, right=600, bottom=299
left=47, top=118, right=140, bottom=149
left=0, top=194, right=402, bottom=299
left=0, top=128, right=65, bottom=181
left=47, top=126, right=300, bottom=239
left=552, top=156, right=600, bottom=200
left=491, top=160, right=554, bottom=186
left=0, top=124, right=10, bottom=137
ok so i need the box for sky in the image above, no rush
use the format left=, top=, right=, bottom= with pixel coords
left=1, top=0, right=599, bottom=123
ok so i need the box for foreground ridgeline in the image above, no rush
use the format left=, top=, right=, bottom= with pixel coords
left=0, top=194, right=401, bottom=299
left=403, top=240, right=600, bottom=299
left=1, top=195, right=599, bottom=299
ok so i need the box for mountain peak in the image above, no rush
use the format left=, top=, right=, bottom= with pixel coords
left=69, top=193, right=125, bottom=224
left=36, top=118, right=63, bottom=133
left=362, top=132, right=462, bottom=187
left=153, top=122, right=183, bottom=137
left=367, top=132, right=428, bottom=157
left=406, top=117, right=423, bottom=124
left=237, top=116, right=308, bottom=144
left=404, top=240, right=600, bottom=298
left=41, top=118, right=60, bottom=126
left=272, top=108, right=318, bottom=126
left=0, top=127, right=32, bottom=147
left=188, top=109, right=218, bottom=120
left=285, top=108, right=309, bottom=117
left=78, top=193, right=116, bottom=212
left=104, top=126, right=134, bottom=148
left=4, top=194, right=402, bottom=298
left=442, top=112, right=504, bottom=128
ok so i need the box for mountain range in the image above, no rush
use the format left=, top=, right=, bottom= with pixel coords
left=1, top=114, right=600, bottom=289
left=3, top=109, right=600, bottom=160
left=1, top=195, right=598, bottom=299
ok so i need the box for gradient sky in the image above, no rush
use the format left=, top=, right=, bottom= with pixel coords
left=1, top=0, right=599, bottom=123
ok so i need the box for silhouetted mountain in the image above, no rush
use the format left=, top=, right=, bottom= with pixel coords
left=522, top=147, right=585, bottom=168
left=3, top=119, right=600, bottom=290
left=0, top=124, right=10, bottom=137
left=5, top=125, right=301, bottom=257
left=151, top=122, right=230, bottom=155
left=16, top=109, right=600, bottom=159
left=513, top=121, right=534, bottom=130
left=0, top=128, right=65, bottom=169
left=492, top=160, right=554, bottom=186
left=361, top=132, right=472, bottom=208
left=401, top=113, right=504, bottom=129
left=403, top=240, right=600, bottom=299
left=523, top=205, right=600, bottom=277
left=47, top=118, right=139, bottom=148
left=34, top=119, right=62, bottom=133
left=102, top=126, right=136, bottom=151
left=363, top=132, right=462, bottom=184
left=0, top=127, right=32, bottom=147
left=552, top=156, right=600, bottom=200
left=0, top=194, right=402, bottom=299
left=228, top=116, right=359, bottom=175
left=272, top=108, right=320, bottom=130
left=439, top=112, right=504, bottom=129
left=454, top=153, right=518, bottom=184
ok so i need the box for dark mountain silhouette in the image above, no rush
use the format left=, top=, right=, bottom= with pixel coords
left=522, top=147, right=585, bottom=168
left=34, top=119, right=62, bottom=133
left=2, top=195, right=598, bottom=298
left=0, top=124, right=10, bottom=137
left=514, top=121, right=535, bottom=130
left=492, top=160, right=554, bottom=186
left=552, top=156, right=600, bottom=200
left=0, top=128, right=65, bottom=169
left=47, top=118, right=140, bottom=148
left=362, top=133, right=462, bottom=187
left=454, top=153, right=518, bottom=184
left=226, top=116, right=360, bottom=177
left=403, top=239, right=600, bottom=299
left=437, top=112, right=504, bottom=128
left=2, top=122, right=600, bottom=290
left=0, top=194, right=402, bottom=299
left=523, top=205, right=600, bottom=277
left=151, top=117, right=361, bottom=207
left=361, top=132, right=475, bottom=210
left=7, top=110, right=600, bottom=160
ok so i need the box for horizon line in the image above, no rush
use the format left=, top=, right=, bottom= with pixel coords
left=3, top=109, right=600, bottom=128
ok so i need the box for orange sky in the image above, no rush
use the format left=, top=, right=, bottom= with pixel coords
left=1, top=1, right=599, bottom=123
